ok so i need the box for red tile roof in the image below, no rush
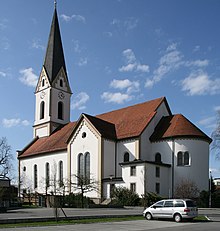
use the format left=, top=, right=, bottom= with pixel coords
left=150, top=114, right=212, bottom=143
left=18, top=122, right=76, bottom=158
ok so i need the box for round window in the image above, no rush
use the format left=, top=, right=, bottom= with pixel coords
left=82, top=132, right=86, bottom=138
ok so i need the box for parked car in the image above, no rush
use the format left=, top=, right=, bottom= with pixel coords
left=143, top=199, right=198, bottom=222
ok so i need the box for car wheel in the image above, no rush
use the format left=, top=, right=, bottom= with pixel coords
left=145, top=212, right=153, bottom=220
left=174, top=213, right=182, bottom=222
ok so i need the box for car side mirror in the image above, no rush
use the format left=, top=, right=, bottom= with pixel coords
left=153, top=206, right=157, bottom=209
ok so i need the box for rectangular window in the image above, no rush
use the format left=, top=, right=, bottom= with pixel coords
left=156, top=183, right=160, bottom=194
left=156, top=167, right=160, bottom=178
left=130, top=166, right=136, bottom=176
left=130, top=183, right=136, bottom=193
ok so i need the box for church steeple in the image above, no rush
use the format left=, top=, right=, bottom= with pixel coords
left=33, top=4, right=72, bottom=138
left=43, top=6, right=67, bottom=83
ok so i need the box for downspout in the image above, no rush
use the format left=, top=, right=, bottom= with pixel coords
left=171, top=138, right=175, bottom=198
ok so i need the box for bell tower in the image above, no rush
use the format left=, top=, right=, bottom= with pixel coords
left=33, top=4, right=72, bottom=138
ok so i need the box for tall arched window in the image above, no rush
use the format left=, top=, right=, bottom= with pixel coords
left=155, top=153, right=161, bottom=163
left=177, top=152, right=183, bottom=166
left=184, top=151, right=189, bottom=165
left=59, top=161, right=63, bottom=187
left=58, top=101, right=63, bottom=120
left=78, top=153, right=84, bottom=177
left=34, top=164, right=38, bottom=189
left=45, top=162, right=50, bottom=188
left=40, top=101, right=45, bottom=119
left=85, top=152, right=90, bottom=184
left=124, top=152, right=129, bottom=162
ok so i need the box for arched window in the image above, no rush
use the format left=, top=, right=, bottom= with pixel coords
left=45, top=162, right=50, bottom=188
left=42, top=79, right=45, bottom=87
left=155, top=153, right=161, bottom=163
left=124, top=152, right=129, bottom=162
left=40, top=101, right=45, bottom=119
left=34, top=164, right=38, bottom=189
left=85, top=152, right=90, bottom=184
left=59, top=161, right=63, bottom=187
left=177, top=152, right=183, bottom=166
left=58, top=101, right=63, bottom=120
left=60, top=79, right=63, bottom=87
left=78, top=153, right=84, bottom=177
left=184, top=151, right=189, bottom=165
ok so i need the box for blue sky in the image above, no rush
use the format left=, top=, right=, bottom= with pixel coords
left=0, top=0, right=220, bottom=178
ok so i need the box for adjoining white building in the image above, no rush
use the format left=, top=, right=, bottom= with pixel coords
left=17, top=5, right=212, bottom=204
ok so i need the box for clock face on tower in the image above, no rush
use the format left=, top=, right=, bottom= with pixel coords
left=40, top=91, right=46, bottom=99
left=58, top=91, right=65, bottom=100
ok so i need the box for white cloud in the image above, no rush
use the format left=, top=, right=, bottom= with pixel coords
left=214, top=106, right=220, bottom=112
left=185, top=59, right=209, bottom=68
left=101, top=92, right=133, bottom=104
left=77, top=57, right=88, bottom=66
left=193, top=45, right=200, bottom=52
left=111, top=18, right=138, bottom=31
left=181, top=71, right=220, bottom=96
left=0, top=71, right=6, bottom=77
left=110, top=79, right=140, bottom=94
left=119, top=49, right=149, bottom=73
left=71, top=92, right=89, bottom=110
left=60, top=14, right=86, bottom=23
left=2, top=118, right=30, bottom=128
left=19, top=68, right=38, bottom=87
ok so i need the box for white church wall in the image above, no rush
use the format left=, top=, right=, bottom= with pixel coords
left=140, top=101, right=170, bottom=161
left=20, top=151, right=67, bottom=195
left=103, top=139, right=115, bottom=179
left=173, top=139, right=209, bottom=192
left=70, top=119, right=100, bottom=198
left=116, top=139, right=136, bottom=177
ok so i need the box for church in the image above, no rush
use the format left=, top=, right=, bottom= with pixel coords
left=17, top=5, right=212, bottom=204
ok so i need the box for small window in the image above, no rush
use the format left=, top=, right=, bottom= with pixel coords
left=23, top=166, right=26, bottom=172
left=130, top=183, right=136, bottom=193
left=184, top=152, right=189, bottom=165
left=60, top=79, right=63, bottom=87
left=42, top=79, right=45, bottom=87
left=156, top=183, right=160, bottom=194
left=156, top=167, right=160, bottom=178
left=155, top=153, right=161, bottom=163
left=130, top=166, right=136, bottom=176
left=58, top=101, right=63, bottom=120
left=124, top=152, right=129, bottom=162
left=177, top=152, right=183, bottom=166
left=82, top=132, right=86, bottom=138
left=154, top=201, right=164, bottom=208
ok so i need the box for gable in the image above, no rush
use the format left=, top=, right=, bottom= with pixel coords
left=35, top=67, right=51, bottom=93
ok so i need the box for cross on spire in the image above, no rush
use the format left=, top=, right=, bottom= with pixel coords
left=54, top=0, right=57, bottom=9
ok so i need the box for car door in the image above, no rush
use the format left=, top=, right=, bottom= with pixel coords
left=150, top=201, right=164, bottom=218
left=161, top=200, right=174, bottom=218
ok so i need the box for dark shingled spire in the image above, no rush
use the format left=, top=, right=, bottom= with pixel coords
left=43, top=7, right=67, bottom=83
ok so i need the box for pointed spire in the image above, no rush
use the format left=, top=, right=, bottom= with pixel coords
left=43, top=5, right=67, bottom=83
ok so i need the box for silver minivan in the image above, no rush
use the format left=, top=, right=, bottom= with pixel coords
left=143, top=199, right=198, bottom=222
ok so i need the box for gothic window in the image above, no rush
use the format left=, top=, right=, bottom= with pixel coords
left=34, top=164, right=38, bottom=189
left=155, top=153, right=162, bottom=163
left=58, top=101, right=63, bottom=120
left=124, top=152, right=129, bottom=162
left=84, top=152, right=90, bottom=184
left=59, top=161, right=63, bottom=187
left=60, top=79, right=63, bottom=87
left=45, top=162, right=50, bottom=188
left=40, top=101, right=45, bottom=119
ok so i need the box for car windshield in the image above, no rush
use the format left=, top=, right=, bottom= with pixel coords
left=186, top=200, right=196, bottom=207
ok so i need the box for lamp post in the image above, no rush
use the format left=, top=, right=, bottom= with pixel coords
left=209, top=171, right=212, bottom=208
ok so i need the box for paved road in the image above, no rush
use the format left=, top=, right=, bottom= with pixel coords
left=1, top=220, right=220, bottom=231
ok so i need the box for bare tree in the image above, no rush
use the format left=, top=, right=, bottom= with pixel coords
left=70, top=174, right=100, bottom=208
left=174, top=178, right=200, bottom=199
left=0, top=137, right=13, bottom=179
left=211, top=110, right=220, bottom=160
